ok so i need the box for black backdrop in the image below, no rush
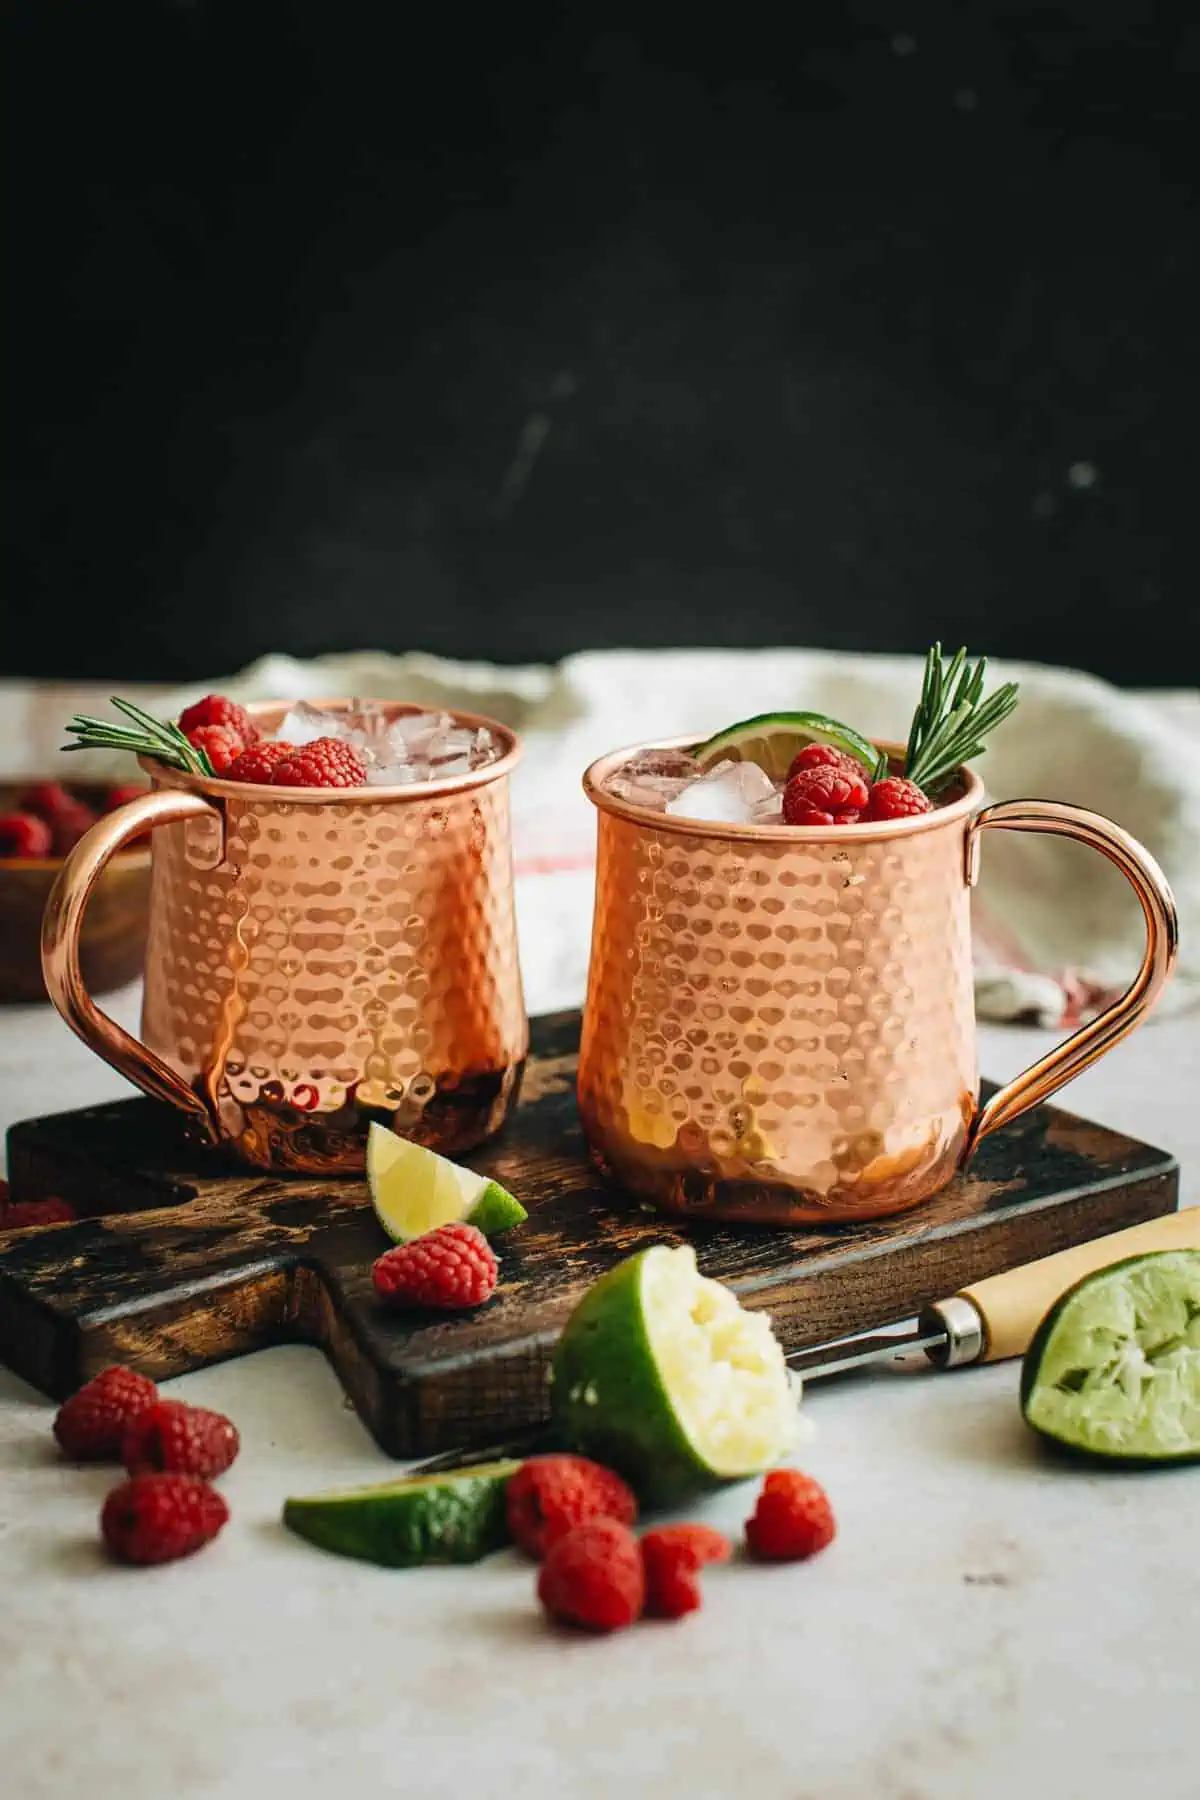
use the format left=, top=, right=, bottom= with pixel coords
left=4, top=2, right=1197, bottom=684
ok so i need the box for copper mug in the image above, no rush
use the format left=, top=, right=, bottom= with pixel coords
left=42, top=702, right=528, bottom=1172
left=578, top=742, right=1178, bottom=1224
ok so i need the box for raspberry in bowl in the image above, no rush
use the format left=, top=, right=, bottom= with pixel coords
left=0, top=780, right=152, bottom=1003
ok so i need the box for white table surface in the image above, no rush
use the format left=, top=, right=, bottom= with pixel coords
left=2, top=951, right=1197, bottom=1800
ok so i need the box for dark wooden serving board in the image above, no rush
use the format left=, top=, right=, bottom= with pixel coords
left=0, top=1011, right=1178, bottom=1457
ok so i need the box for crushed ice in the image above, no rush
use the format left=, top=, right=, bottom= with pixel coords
left=272, top=700, right=499, bottom=783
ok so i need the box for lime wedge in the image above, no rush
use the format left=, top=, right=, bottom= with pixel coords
left=283, top=1461, right=520, bottom=1566
left=367, top=1122, right=527, bottom=1242
left=550, top=1244, right=798, bottom=1506
left=1021, top=1250, right=1200, bottom=1463
left=693, top=710, right=883, bottom=781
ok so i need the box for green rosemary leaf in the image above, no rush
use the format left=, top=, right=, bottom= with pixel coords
left=902, top=647, right=1019, bottom=793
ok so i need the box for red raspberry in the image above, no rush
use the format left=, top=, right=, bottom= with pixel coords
left=225, top=740, right=295, bottom=784
left=178, top=694, right=258, bottom=746
left=17, top=781, right=77, bottom=820
left=50, top=797, right=98, bottom=854
left=187, top=724, right=244, bottom=776
left=0, top=811, right=54, bottom=858
left=101, top=1472, right=229, bottom=1566
left=782, top=764, right=869, bottom=826
left=272, top=737, right=369, bottom=789
left=537, top=1518, right=645, bottom=1632
left=863, top=776, right=934, bottom=822
left=744, top=1469, right=837, bottom=1561
left=104, top=783, right=151, bottom=811
left=641, top=1524, right=732, bottom=1618
left=506, top=1455, right=639, bottom=1559
left=1, top=1196, right=78, bottom=1229
left=53, top=1366, right=159, bottom=1461
left=122, top=1399, right=240, bottom=1480
left=786, top=743, right=869, bottom=783
left=372, top=1222, right=497, bottom=1309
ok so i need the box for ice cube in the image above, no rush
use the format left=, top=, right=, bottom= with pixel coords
left=603, top=748, right=700, bottom=810
left=665, top=759, right=778, bottom=825
left=273, top=701, right=338, bottom=747
left=364, top=761, right=421, bottom=787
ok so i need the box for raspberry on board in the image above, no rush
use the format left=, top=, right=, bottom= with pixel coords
left=103, top=783, right=152, bottom=811
left=863, top=776, right=934, bottom=822
left=744, top=1468, right=837, bottom=1562
left=50, top=799, right=97, bottom=855
left=372, top=1222, right=498, bottom=1310
left=781, top=764, right=868, bottom=827
left=187, top=724, right=244, bottom=776
left=225, top=740, right=295, bottom=785
left=786, top=744, right=869, bottom=783
left=0, top=812, right=54, bottom=859
left=101, top=1472, right=230, bottom=1566
left=53, top=1366, right=159, bottom=1461
left=178, top=695, right=258, bottom=746
left=506, top=1455, right=639, bottom=1560
left=122, top=1400, right=240, bottom=1481
left=0, top=1196, right=78, bottom=1229
left=272, top=737, right=369, bottom=789
left=537, top=1518, right=645, bottom=1632
left=17, top=781, right=77, bottom=821
left=641, top=1524, right=732, bottom=1618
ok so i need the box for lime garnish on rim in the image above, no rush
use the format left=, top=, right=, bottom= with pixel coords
left=366, top=1122, right=527, bottom=1243
left=1021, top=1249, right=1200, bottom=1463
left=693, top=711, right=884, bottom=781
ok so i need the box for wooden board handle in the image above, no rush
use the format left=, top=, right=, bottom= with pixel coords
left=961, top=1209, right=1200, bottom=1363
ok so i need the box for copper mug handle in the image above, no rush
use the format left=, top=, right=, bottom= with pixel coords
left=964, top=798, right=1179, bottom=1154
left=41, top=788, right=223, bottom=1140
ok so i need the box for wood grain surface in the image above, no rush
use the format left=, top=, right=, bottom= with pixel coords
left=0, top=1011, right=1178, bottom=1456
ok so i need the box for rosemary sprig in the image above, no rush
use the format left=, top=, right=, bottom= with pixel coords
left=62, top=697, right=215, bottom=776
left=903, top=644, right=1019, bottom=794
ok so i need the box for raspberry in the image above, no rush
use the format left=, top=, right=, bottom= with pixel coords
left=225, top=740, right=295, bottom=785
left=863, top=776, right=934, bottom=822
left=104, top=783, right=151, bottom=811
left=0, top=1196, right=78, bottom=1229
left=187, top=724, right=244, bottom=776
left=506, top=1455, right=639, bottom=1559
left=53, top=1366, right=159, bottom=1461
left=641, top=1524, right=732, bottom=1618
left=781, top=764, right=869, bottom=827
left=744, top=1469, right=837, bottom=1562
left=178, top=695, right=258, bottom=746
left=372, top=1222, right=497, bottom=1309
left=786, top=744, right=869, bottom=783
left=101, top=1472, right=229, bottom=1566
left=17, top=781, right=77, bottom=820
left=272, top=737, right=368, bottom=789
left=0, top=812, right=53, bottom=858
left=122, top=1399, right=240, bottom=1480
left=50, top=798, right=98, bottom=855
left=537, top=1519, right=645, bottom=1632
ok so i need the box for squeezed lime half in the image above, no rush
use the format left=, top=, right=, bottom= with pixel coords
left=1021, top=1249, right=1200, bottom=1463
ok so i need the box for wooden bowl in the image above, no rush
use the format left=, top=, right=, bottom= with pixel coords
left=0, top=782, right=152, bottom=1004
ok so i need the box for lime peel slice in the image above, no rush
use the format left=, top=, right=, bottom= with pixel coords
left=1021, top=1249, right=1200, bottom=1463
left=367, top=1122, right=527, bottom=1243
left=282, top=1460, right=521, bottom=1566
left=693, top=710, right=885, bottom=781
left=550, top=1244, right=798, bottom=1506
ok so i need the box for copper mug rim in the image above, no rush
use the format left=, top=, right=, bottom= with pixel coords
left=139, top=698, right=523, bottom=803
left=583, top=735, right=984, bottom=842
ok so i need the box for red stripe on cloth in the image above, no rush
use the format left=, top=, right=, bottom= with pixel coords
left=514, top=852, right=597, bottom=878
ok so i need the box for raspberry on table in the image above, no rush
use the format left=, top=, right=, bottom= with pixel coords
left=641, top=1524, right=732, bottom=1618
left=863, top=776, right=934, bottom=822
left=178, top=695, right=258, bottom=746
left=537, top=1518, right=645, bottom=1632
left=744, top=1469, right=837, bottom=1562
left=506, top=1455, right=638, bottom=1560
left=187, top=724, right=244, bottom=776
left=122, top=1399, right=240, bottom=1481
left=53, top=1366, right=159, bottom=1461
left=103, top=783, right=151, bottom=811
left=272, top=737, right=369, bottom=789
left=782, top=764, right=869, bottom=827
left=49, top=798, right=98, bottom=855
left=0, top=812, right=54, bottom=858
left=372, top=1222, right=498, bottom=1310
left=225, top=740, right=295, bottom=785
left=101, top=1472, right=229, bottom=1566
left=0, top=1196, right=79, bottom=1230
left=18, top=781, right=77, bottom=821
left=786, top=744, right=869, bottom=783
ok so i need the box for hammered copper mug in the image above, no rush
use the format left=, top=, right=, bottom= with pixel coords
left=42, top=702, right=527, bottom=1172
left=577, top=742, right=1178, bottom=1224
